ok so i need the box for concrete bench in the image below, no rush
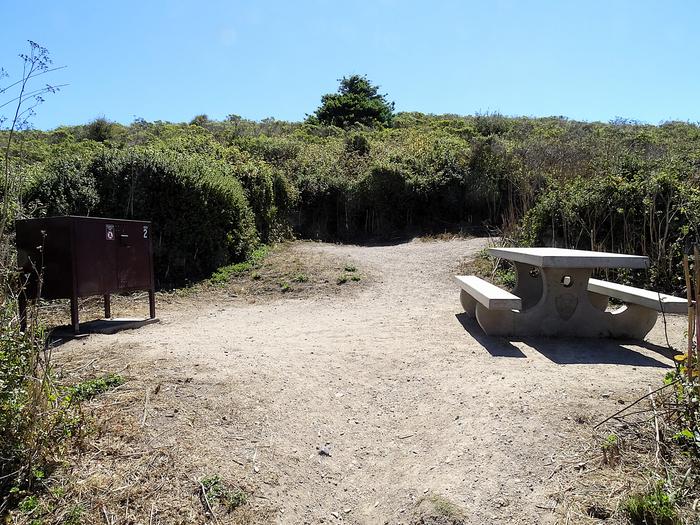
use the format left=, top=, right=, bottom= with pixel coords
left=587, top=278, right=688, bottom=314
left=455, top=275, right=522, bottom=317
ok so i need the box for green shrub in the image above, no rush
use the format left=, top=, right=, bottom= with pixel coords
left=82, top=117, right=117, bottom=143
left=210, top=245, right=269, bottom=284
left=622, top=483, right=680, bottom=525
left=88, top=148, right=257, bottom=286
left=200, top=475, right=247, bottom=511
left=26, top=155, right=100, bottom=217
left=66, top=374, right=124, bottom=403
left=345, top=132, right=370, bottom=156
left=519, top=170, right=700, bottom=293
left=351, top=163, right=414, bottom=233
left=14, top=112, right=700, bottom=293
left=231, top=160, right=295, bottom=242
left=0, top=302, right=80, bottom=513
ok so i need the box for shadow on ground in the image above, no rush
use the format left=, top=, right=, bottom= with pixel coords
left=49, top=318, right=159, bottom=347
left=455, top=313, right=673, bottom=368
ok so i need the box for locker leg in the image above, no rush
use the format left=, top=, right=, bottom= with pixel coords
left=104, top=294, right=111, bottom=319
left=148, top=289, right=156, bottom=319
left=70, top=297, right=80, bottom=333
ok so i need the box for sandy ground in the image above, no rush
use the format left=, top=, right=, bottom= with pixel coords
left=52, top=238, right=685, bottom=524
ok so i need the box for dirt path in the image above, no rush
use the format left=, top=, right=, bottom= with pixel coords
left=55, top=239, right=684, bottom=524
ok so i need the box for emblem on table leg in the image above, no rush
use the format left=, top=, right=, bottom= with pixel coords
left=555, top=293, right=578, bottom=320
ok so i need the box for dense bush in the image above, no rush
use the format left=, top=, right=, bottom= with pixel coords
left=8, top=111, right=700, bottom=291
left=25, top=155, right=100, bottom=216
left=90, top=148, right=257, bottom=285
left=26, top=148, right=258, bottom=286
left=231, top=159, right=296, bottom=242
left=519, top=170, right=700, bottom=292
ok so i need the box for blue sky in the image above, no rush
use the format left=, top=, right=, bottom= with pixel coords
left=1, top=0, right=698, bottom=129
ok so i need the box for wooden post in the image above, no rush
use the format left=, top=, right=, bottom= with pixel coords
left=70, top=296, right=79, bottom=334
left=683, top=254, right=694, bottom=379
left=103, top=294, right=111, bottom=319
left=148, top=289, right=156, bottom=319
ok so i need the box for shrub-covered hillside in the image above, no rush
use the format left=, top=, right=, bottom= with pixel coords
left=5, top=77, right=700, bottom=290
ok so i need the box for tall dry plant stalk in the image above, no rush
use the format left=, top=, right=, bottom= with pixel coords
left=0, top=41, right=73, bottom=516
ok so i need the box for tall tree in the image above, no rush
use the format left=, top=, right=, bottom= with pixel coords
left=311, top=75, right=394, bottom=129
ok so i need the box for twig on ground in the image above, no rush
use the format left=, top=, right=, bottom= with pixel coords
left=594, top=379, right=680, bottom=429
left=66, top=358, right=97, bottom=374
left=648, top=386, right=661, bottom=464
left=141, top=390, right=149, bottom=427
left=199, top=481, right=221, bottom=525
left=102, top=505, right=112, bottom=525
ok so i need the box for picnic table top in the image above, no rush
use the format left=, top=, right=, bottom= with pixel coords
left=487, top=247, right=649, bottom=269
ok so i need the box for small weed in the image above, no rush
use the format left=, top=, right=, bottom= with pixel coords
left=464, top=249, right=516, bottom=290
left=18, top=495, right=39, bottom=513
left=64, top=504, right=85, bottom=525
left=622, top=483, right=679, bottom=525
left=292, top=273, right=308, bottom=283
left=200, top=475, right=247, bottom=512
left=49, top=486, right=66, bottom=499
left=413, top=493, right=466, bottom=525
left=671, top=428, right=699, bottom=451
left=337, top=271, right=360, bottom=284
left=67, top=373, right=124, bottom=402
left=495, top=267, right=516, bottom=289
left=210, top=246, right=269, bottom=284
left=210, top=262, right=251, bottom=284
left=601, top=433, right=621, bottom=465
left=251, top=271, right=261, bottom=281
left=344, top=264, right=357, bottom=272
left=280, top=282, right=291, bottom=293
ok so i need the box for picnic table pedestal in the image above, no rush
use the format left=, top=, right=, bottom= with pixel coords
left=479, top=248, right=654, bottom=338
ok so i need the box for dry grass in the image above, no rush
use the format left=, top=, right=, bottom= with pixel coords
left=9, top=347, right=276, bottom=525
left=410, top=493, right=467, bottom=525
left=418, top=232, right=474, bottom=243
left=220, top=241, right=367, bottom=300
left=553, top=387, right=700, bottom=524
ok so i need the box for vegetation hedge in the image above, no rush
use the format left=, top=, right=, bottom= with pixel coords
left=519, top=170, right=700, bottom=290
left=27, top=148, right=258, bottom=286
left=10, top=113, right=700, bottom=292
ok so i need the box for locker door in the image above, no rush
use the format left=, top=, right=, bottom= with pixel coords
left=116, top=222, right=152, bottom=291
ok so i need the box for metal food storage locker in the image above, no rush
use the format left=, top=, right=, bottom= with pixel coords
left=16, top=216, right=156, bottom=333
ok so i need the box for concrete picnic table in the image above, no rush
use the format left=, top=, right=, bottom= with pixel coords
left=471, top=247, right=685, bottom=338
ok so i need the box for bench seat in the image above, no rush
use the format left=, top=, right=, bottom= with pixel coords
left=587, top=278, right=688, bottom=314
left=455, top=275, right=522, bottom=310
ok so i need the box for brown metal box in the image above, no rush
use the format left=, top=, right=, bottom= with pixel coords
left=16, top=216, right=156, bottom=332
